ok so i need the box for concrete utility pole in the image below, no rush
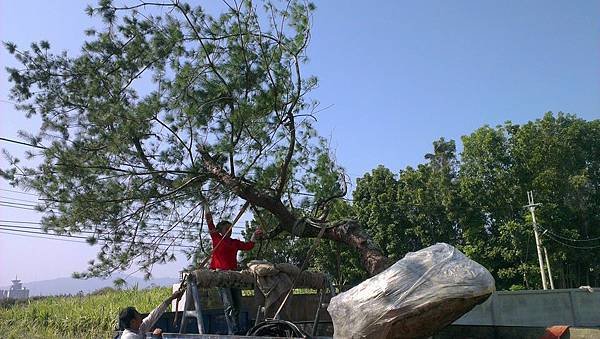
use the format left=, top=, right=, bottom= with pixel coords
left=543, top=246, right=555, bottom=290
left=525, top=191, right=548, bottom=290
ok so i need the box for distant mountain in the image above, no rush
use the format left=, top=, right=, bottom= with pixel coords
left=0, top=275, right=178, bottom=296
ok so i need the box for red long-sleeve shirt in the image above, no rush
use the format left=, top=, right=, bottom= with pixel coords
left=206, top=212, right=254, bottom=270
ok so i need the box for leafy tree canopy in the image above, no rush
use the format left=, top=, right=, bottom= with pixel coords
left=3, top=0, right=389, bottom=279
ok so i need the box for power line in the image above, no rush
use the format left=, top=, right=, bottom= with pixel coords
left=0, top=195, right=291, bottom=232
left=0, top=226, right=197, bottom=248
left=0, top=223, right=203, bottom=241
left=0, top=200, right=38, bottom=207
left=0, top=203, right=38, bottom=211
left=543, top=233, right=600, bottom=250
left=0, top=229, right=191, bottom=248
left=0, top=136, right=47, bottom=149
left=0, top=230, right=89, bottom=244
left=0, top=191, right=247, bottom=231
left=0, top=226, right=92, bottom=240
left=0, top=224, right=47, bottom=231
left=0, top=195, right=39, bottom=204
left=0, top=188, right=39, bottom=196
left=539, top=225, right=600, bottom=242
left=0, top=220, right=41, bottom=225
left=0, top=218, right=246, bottom=232
left=0, top=222, right=190, bottom=237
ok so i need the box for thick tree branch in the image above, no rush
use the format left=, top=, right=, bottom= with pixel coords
left=198, top=146, right=295, bottom=226
left=199, top=146, right=388, bottom=276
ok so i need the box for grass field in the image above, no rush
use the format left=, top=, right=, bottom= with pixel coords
left=0, top=286, right=172, bottom=339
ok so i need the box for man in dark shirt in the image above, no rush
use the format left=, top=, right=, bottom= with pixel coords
left=205, top=207, right=262, bottom=334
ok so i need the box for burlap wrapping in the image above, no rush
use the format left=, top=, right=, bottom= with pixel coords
left=247, top=261, right=292, bottom=310
left=276, top=263, right=327, bottom=289
left=191, top=263, right=327, bottom=290
left=192, top=269, right=255, bottom=289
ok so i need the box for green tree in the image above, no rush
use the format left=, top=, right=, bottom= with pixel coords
left=458, top=113, right=600, bottom=289
left=2, top=0, right=387, bottom=279
left=353, top=166, right=407, bottom=261
left=352, top=114, right=599, bottom=290
left=398, top=138, right=461, bottom=250
left=458, top=124, right=526, bottom=288
left=353, top=139, right=462, bottom=261
left=510, top=113, right=600, bottom=288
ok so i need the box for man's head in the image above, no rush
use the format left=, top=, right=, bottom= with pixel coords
left=119, top=306, right=142, bottom=330
left=217, top=220, right=232, bottom=238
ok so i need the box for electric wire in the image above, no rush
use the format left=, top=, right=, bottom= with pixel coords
left=0, top=136, right=46, bottom=149
left=0, top=203, right=38, bottom=211
left=0, top=230, right=90, bottom=244
left=0, top=223, right=195, bottom=241
left=542, top=232, right=600, bottom=250
left=538, top=225, right=600, bottom=242
left=0, top=200, right=37, bottom=207
left=0, top=191, right=247, bottom=231
left=0, top=188, right=39, bottom=196
left=0, top=223, right=218, bottom=245
left=0, top=218, right=246, bottom=232
left=0, top=195, right=39, bottom=203
left=0, top=226, right=197, bottom=248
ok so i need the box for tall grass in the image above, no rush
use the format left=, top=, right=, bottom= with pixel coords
left=0, top=286, right=171, bottom=339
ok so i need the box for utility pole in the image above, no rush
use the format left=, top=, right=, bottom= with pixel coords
left=525, top=191, right=547, bottom=290
left=543, top=246, right=555, bottom=289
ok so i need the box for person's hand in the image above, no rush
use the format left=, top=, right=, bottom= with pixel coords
left=152, top=328, right=163, bottom=337
left=169, top=289, right=185, bottom=301
left=251, top=228, right=264, bottom=242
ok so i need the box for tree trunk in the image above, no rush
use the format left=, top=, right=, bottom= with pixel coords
left=279, top=219, right=390, bottom=276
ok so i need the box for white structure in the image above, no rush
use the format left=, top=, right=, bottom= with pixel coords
left=0, top=277, right=29, bottom=300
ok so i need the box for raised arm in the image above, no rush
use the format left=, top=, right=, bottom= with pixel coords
left=139, top=290, right=183, bottom=334
left=205, top=206, right=217, bottom=234
left=204, top=203, right=222, bottom=244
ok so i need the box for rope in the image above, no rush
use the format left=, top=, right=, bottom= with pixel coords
left=292, top=218, right=306, bottom=236
left=251, top=205, right=271, bottom=259
left=198, top=205, right=208, bottom=255
left=273, top=220, right=328, bottom=319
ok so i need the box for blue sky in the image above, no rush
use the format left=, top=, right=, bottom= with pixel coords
left=1, top=0, right=598, bottom=284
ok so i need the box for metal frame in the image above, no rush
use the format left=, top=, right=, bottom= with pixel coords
left=180, top=273, right=337, bottom=336
left=180, top=274, right=205, bottom=334
left=311, top=277, right=336, bottom=336
left=253, top=275, right=337, bottom=336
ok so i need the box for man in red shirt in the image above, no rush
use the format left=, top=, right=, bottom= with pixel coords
left=205, top=207, right=262, bottom=334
